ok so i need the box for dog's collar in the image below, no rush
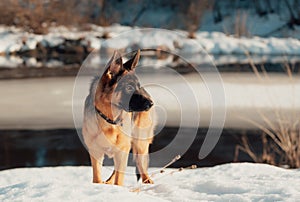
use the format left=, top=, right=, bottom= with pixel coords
left=94, top=107, right=123, bottom=126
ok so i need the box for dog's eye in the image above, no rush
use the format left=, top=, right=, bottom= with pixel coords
left=125, top=85, right=135, bottom=93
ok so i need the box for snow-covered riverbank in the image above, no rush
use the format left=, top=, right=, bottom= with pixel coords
left=1, top=24, right=300, bottom=68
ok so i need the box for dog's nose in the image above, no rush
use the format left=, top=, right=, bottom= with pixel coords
left=144, top=99, right=153, bottom=110
left=149, top=100, right=154, bottom=107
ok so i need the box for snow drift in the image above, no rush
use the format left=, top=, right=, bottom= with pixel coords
left=0, top=163, right=299, bottom=201
left=1, top=24, right=300, bottom=56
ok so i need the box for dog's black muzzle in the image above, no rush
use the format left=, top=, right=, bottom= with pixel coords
left=121, top=87, right=153, bottom=112
left=129, top=93, right=153, bottom=112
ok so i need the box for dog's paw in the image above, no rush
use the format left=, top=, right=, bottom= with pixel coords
left=105, top=179, right=114, bottom=185
left=92, top=179, right=103, bottom=184
left=143, top=178, right=154, bottom=184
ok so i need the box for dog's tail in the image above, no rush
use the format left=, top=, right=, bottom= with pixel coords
left=135, top=166, right=141, bottom=181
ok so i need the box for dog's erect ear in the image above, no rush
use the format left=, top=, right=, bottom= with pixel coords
left=106, top=50, right=123, bottom=78
left=124, top=49, right=140, bottom=71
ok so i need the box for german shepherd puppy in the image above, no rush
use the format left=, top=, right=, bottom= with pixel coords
left=82, top=50, right=155, bottom=186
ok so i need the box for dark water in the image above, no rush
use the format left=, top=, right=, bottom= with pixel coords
left=1, top=52, right=300, bottom=79
left=0, top=128, right=263, bottom=171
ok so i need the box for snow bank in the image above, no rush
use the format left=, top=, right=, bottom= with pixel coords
left=0, top=163, right=299, bottom=201
left=1, top=24, right=300, bottom=57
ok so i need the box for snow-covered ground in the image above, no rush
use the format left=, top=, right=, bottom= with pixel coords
left=0, top=24, right=300, bottom=68
left=0, top=163, right=299, bottom=201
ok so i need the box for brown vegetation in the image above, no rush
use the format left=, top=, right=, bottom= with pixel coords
left=0, top=0, right=113, bottom=34
left=0, top=0, right=299, bottom=36
left=234, top=61, right=300, bottom=168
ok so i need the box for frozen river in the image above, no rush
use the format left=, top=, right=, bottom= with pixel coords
left=0, top=72, right=299, bottom=129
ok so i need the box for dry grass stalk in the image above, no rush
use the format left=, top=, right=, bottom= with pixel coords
left=130, top=163, right=197, bottom=193
left=235, top=10, right=249, bottom=37
left=234, top=133, right=277, bottom=165
left=235, top=60, right=300, bottom=168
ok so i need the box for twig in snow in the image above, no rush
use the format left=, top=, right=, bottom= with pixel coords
left=130, top=163, right=197, bottom=193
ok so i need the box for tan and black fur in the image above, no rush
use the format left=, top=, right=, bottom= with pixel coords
left=82, top=50, right=155, bottom=186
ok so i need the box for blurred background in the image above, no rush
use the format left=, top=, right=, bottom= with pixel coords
left=0, top=0, right=299, bottom=170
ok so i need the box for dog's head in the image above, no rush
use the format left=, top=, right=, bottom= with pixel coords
left=99, top=50, right=153, bottom=112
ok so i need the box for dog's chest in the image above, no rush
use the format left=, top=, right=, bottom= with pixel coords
left=98, top=113, right=133, bottom=154
left=101, top=113, right=132, bottom=137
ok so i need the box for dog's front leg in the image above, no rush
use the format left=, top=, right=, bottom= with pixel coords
left=90, top=153, right=104, bottom=183
left=113, top=148, right=130, bottom=186
left=132, top=140, right=153, bottom=184
left=111, top=134, right=131, bottom=186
